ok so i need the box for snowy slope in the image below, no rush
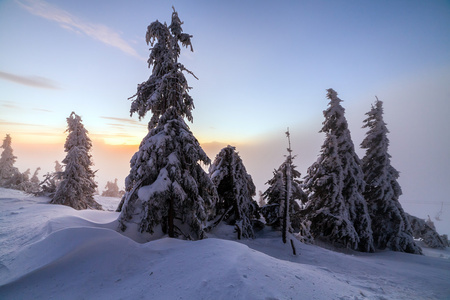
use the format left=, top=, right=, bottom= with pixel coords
left=0, top=188, right=449, bottom=299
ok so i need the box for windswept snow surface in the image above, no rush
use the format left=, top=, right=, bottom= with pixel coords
left=0, top=188, right=449, bottom=299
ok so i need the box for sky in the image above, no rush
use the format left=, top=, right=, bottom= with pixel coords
left=0, top=0, right=449, bottom=225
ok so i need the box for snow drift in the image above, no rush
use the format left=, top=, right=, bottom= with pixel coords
left=1, top=188, right=449, bottom=299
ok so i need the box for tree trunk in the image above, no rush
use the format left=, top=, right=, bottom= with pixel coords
left=283, top=162, right=292, bottom=244
left=290, top=238, right=297, bottom=255
left=168, top=197, right=174, bottom=237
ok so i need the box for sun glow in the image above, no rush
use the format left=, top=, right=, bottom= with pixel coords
left=13, top=133, right=65, bottom=145
left=103, top=136, right=142, bottom=146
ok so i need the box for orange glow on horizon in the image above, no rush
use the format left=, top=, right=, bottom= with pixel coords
left=102, top=136, right=143, bottom=146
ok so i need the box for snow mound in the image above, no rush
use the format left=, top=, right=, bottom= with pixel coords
left=94, top=195, right=121, bottom=212
left=1, top=228, right=363, bottom=300
left=1, top=188, right=449, bottom=299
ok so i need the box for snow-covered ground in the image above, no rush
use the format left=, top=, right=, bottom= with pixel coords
left=0, top=188, right=449, bottom=299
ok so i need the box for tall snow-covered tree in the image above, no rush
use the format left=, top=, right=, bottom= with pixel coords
left=361, top=98, right=421, bottom=254
left=117, top=8, right=217, bottom=241
left=129, top=7, right=195, bottom=128
left=0, top=134, right=20, bottom=187
left=303, top=89, right=374, bottom=252
left=51, top=112, right=101, bottom=210
left=302, top=133, right=359, bottom=248
left=208, top=145, right=259, bottom=239
left=261, top=131, right=307, bottom=236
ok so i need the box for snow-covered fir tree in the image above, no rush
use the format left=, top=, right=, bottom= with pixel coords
left=11, top=168, right=30, bottom=191
left=208, top=145, right=259, bottom=239
left=51, top=112, right=101, bottom=210
left=16, top=167, right=41, bottom=194
left=40, top=161, right=63, bottom=197
left=361, top=98, right=421, bottom=254
left=303, top=89, right=374, bottom=252
left=54, top=160, right=63, bottom=173
left=406, top=213, right=447, bottom=249
left=117, top=8, right=217, bottom=240
left=102, top=178, right=122, bottom=197
left=257, top=191, right=266, bottom=207
left=0, top=134, right=20, bottom=188
left=27, top=167, right=41, bottom=193
left=30, top=167, right=41, bottom=185
left=302, top=133, right=359, bottom=248
left=261, top=131, right=307, bottom=236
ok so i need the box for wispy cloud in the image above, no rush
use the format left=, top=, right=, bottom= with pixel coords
left=20, top=131, right=62, bottom=137
left=33, top=108, right=53, bottom=113
left=91, top=132, right=139, bottom=139
left=17, top=0, right=145, bottom=60
left=0, top=119, right=60, bottom=131
left=100, top=116, right=146, bottom=127
left=0, top=120, right=36, bottom=127
left=1, top=101, right=21, bottom=110
left=0, top=71, right=60, bottom=89
left=1, top=101, right=53, bottom=113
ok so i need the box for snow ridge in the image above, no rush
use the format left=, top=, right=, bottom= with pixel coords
left=1, top=189, right=449, bottom=300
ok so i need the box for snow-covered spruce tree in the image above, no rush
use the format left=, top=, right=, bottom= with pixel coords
left=39, top=161, right=63, bottom=197
left=208, top=145, right=259, bottom=239
left=261, top=131, right=307, bottom=236
left=14, top=168, right=29, bottom=190
left=406, top=213, right=447, bottom=249
left=51, top=112, right=101, bottom=210
left=257, top=191, right=266, bottom=207
left=302, top=133, right=360, bottom=248
left=17, top=167, right=41, bottom=194
left=54, top=160, right=63, bottom=173
left=30, top=167, right=41, bottom=185
left=303, top=89, right=374, bottom=252
left=117, top=8, right=217, bottom=240
left=0, top=134, right=20, bottom=188
left=361, top=98, right=421, bottom=254
left=102, top=178, right=121, bottom=197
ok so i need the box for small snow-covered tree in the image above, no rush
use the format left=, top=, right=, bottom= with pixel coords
left=30, top=167, right=41, bottom=185
left=13, top=168, right=30, bottom=189
left=28, top=167, right=41, bottom=193
left=257, top=191, right=266, bottom=207
left=102, top=178, right=121, bottom=197
left=261, top=131, right=307, bottom=235
left=261, top=170, right=284, bottom=225
left=40, top=161, right=63, bottom=197
left=0, top=134, right=20, bottom=187
left=209, top=145, right=259, bottom=239
left=303, top=89, right=374, bottom=252
left=361, top=98, right=421, bottom=254
left=54, top=160, right=63, bottom=173
left=406, top=213, right=447, bottom=249
left=17, top=167, right=41, bottom=194
left=117, top=8, right=217, bottom=240
left=51, top=112, right=101, bottom=210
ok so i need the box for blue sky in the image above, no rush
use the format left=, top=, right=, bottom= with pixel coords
left=0, top=0, right=449, bottom=222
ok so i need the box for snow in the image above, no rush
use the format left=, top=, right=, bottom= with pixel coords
left=137, top=168, right=171, bottom=203
left=1, top=188, right=449, bottom=299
